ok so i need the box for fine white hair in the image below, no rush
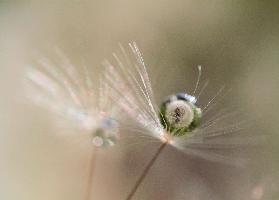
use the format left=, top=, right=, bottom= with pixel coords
left=165, top=100, right=194, bottom=128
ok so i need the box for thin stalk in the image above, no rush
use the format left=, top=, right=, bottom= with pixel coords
left=85, top=148, right=98, bottom=200
left=125, top=142, right=167, bottom=200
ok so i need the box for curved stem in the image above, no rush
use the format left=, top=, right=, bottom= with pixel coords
left=125, top=142, right=167, bottom=200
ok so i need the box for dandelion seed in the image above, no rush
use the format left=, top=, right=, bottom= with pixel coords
left=103, top=42, right=262, bottom=200
left=160, top=93, right=202, bottom=135
left=24, top=50, right=121, bottom=148
left=23, top=48, right=123, bottom=200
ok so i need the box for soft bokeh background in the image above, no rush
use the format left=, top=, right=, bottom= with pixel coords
left=1, top=1, right=279, bottom=200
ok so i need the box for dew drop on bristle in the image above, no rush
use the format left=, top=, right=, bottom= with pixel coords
left=160, top=93, right=202, bottom=136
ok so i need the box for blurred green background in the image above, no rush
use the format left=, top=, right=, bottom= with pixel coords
left=0, top=1, right=279, bottom=200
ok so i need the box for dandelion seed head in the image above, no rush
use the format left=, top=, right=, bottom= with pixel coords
left=160, top=93, right=202, bottom=136
left=165, top=100, right=194, bottom=128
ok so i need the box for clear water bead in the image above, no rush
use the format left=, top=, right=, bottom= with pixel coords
left=160, top=93, right=202, bottom=136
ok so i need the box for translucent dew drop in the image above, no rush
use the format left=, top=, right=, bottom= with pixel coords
left=160, top=93, right=202, bottom=136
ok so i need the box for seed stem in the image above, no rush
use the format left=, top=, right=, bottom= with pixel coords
left=85, top=148, right=98, bottom=200
left=125, top=142, right=167, bottom=200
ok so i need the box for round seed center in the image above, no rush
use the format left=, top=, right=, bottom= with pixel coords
left=165, top=100, right=194, bottom=128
